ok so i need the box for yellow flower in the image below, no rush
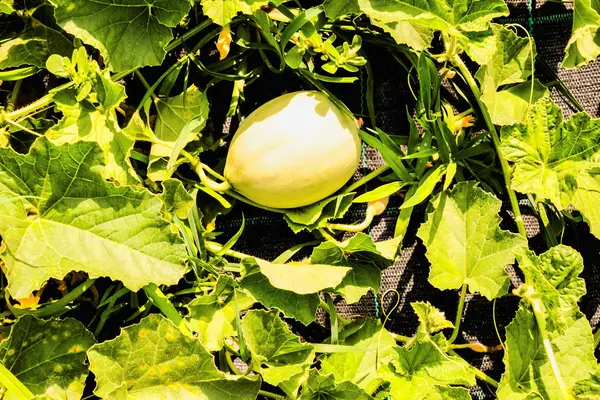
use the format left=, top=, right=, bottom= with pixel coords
left=216, top=25, right=233, bottom=61
left=454, top=115, right=475, bottom=132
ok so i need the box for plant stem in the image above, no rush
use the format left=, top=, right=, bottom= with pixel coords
left=528, top=294, right=573, bottom=399
left=205, top=241, right=252, bottom=260
left=326, top=207, right=375, bottom=232
left=448, top=350, right=499, bottom=387
left=595, top=328, right=600, bottom=348
left=0, top=362, right=34, bottom=400
left=451, top=53, right=527, bottom=237
left=319, top=298, right=331, bottom=314
left=143, top=283, right=193, bottom=337
left=344, top=165, right=390, bottom=193
left=390, top=332, right=410, bottom=342
left=10, top=278, right=97, bottom=318
left=449, top=283, right=467, bottom=344
left=6, top=80, right=22, bottom=113
left=5, top=81, right=75, bottom=121
left=536, top=199, right=558, bottom=247
left=258, top=389, right=285, bottom=399
left=134, top=70, right=158, bottom=101
left=451, top=342, right=503, bottom=352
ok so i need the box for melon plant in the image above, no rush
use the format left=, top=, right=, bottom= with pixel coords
left=0, top=1, right=600, bottom=400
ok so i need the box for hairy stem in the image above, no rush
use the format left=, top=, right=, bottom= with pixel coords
left=448, top=349, right=499, bottom=387
left=448, top=283, right=467, bottom=344
left=205, top=241, right=253, bottom=260
left=258, top=390, right=285, bottom=399
left=529, top=294, right=573, bottom=399
left=451, top=53, right=527, bottom=237
left=6, top=81, right=75, bottom=121
left=6, top=80, right=22, bottom=113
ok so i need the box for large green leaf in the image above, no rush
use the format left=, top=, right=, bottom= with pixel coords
left=242, top=310, right=315, bottom=390
left=500, top=94, right=600, bottom=238
left=0, top=25, right=73, bottom=69
left=201, top=0, right=282, bottom=26
left=319, top=319, right=396, bottom=390
left=474, top=24, right=547, bottom=125
left=186, top=275, right=255, bottom=351
left=498, top=246, right=597, bottom=399
left=498, top=308, right=596, bottom=399
left=0, top=138, right=188, bottom=298
left=563, top=0, right=600, bottom=69
left=417, top=181, right=526, bottom=300
left=0, top=315, right=96, bottom=400
left=310, top=233, right=395, bottom=303
left=358, top=0, right=508, bottom=50
left=0, top=0, right=13, bottom=14
left=88, top=314, right=260, bottom=399
left=381, top=335, right=475, bottom=399
left=46, top=85, right=139, bottom=186
left=149, top=85, right=210, bottom=181
left=323, top=0, right=360, bottom=19
left=298, top=369, right=373, bottom=400
left=49, top=0, right=191, bottom=71
left=239, top=259, right=320, bottom=325
left=159, top=179, right=195, bottom=219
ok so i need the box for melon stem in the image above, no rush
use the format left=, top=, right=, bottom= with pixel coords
left=326, top=206, right=376, bottom=232
left=190, top=157, right=231, bottom=192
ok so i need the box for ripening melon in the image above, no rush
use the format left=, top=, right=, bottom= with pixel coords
left=224, top=91, right=361, bottom=209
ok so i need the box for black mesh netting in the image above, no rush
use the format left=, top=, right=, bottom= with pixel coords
left=214, top=2, right=600, bottom=398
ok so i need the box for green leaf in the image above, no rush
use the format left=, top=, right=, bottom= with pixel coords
left=0, top=25, right=73, bottom=69
left=474, top=24, right=543, bottom=125
left=299, top=369, right=373, bottom=400
left=323, top=0, right=360, bottom=19
left=353, top=181, right=408, bottom=203
left=481, top=80, right=548, bottom=126
left=160, top=179, right=195, bottom=219
left=242, top=310, right=315, bottom=388
left=0, top=0, right=13, bottom=14
left=46, top=76, right=140, bottom=186
left=0, top=138, right=188, bottom=298
left=0, top=315, right=96, bottom=400
left=424, top=386, right=472, bottom=400
left=417, top=181, right=526, bottom=300
left=573, top=368, right=600, bottom=399
left=358, top=0, right=508, bottom=50
left=284, top=192, right=355, bottom=233
left=498, top=245, right=597, bottom=399
left=88, top=314, right=260, bottom=399
left=562, top=0, right=600, bottom=69
left=411, top=301, right=454, bottom=336
left=311, top=233, right=394, bottom=303
left=186, top=275, right=255, bottom=351
left=49, top=0, right=191, bottom=71
left=239, top=260, right=320, bottom=325
left=497, top=308, right=596, bottom=399
left=149, top=85, right=210, bottom=181
left=247, top=258, right=351, bottom=295
left=519, top=245, right=586, bottom=316
left=201, top=0, right=282, bottom=26
left=382, top=335, right=475, bottom=400
left=319, top=319, right=396, bottom=390
left=499, top=94, right=600, bottom=238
